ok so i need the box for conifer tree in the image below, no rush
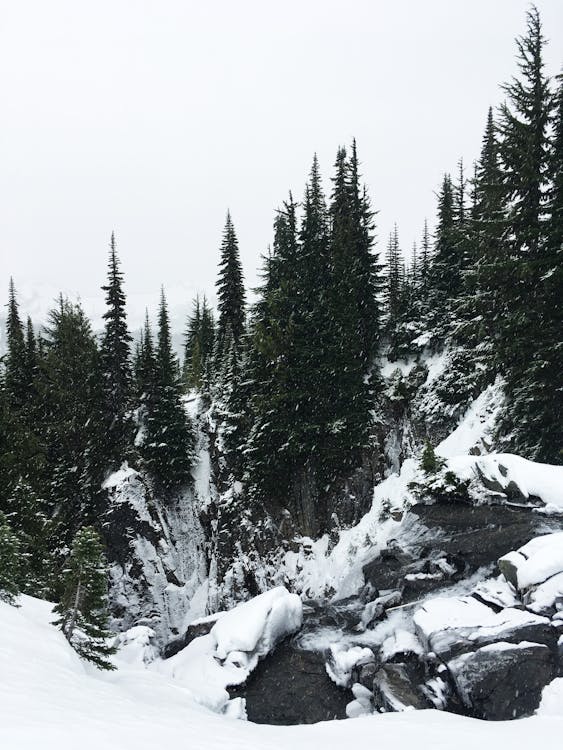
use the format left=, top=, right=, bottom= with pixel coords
left=0, top=512, right=21, bottom=604
left=215, top=213, right=246, bottom=366
left=99, top=233, right=132, bottom=471
left=41, top=297, right=101, bottom=535
left=495, top=6, right=558, bottom=460
left=53, top=526, right=115, bottom=670
left=183, top=295, right=215, bottom=391
left=143, top=290, right=192, bottom=490
left=5, top=279, right=27, bottom=410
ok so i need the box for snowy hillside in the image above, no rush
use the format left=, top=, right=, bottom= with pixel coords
left=1, top=594, right=563, bottom=750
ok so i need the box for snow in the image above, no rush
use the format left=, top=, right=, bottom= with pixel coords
left=155, top=587, right=302, bottom=714
left=102, top=463, right=139, bottom=489
left=504, top=532, right=563, bottom=589
left=2, top=596, right=563, bottom=749
left=381, top=629, right=424, bottom=661
left=436, top=379, right=502, bottom=458
left=539, top=678, right=563, bottom=717
left=325, top=643, right=374, bottom=687
left=413, top=595, right=548, bottom=652
left=446, top=454, right=563, bottom=508
left=211, top=586, right=302, bottom=661
left=379, top=356, right=417, bottom=378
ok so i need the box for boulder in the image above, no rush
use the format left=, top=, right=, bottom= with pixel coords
left=413, top=595, right=554, bottom=661
left=447, top=641, right=554, bottom=720
left=163, top=618, right=218, bottom=658
left=372, top=663, right=432, bottom=712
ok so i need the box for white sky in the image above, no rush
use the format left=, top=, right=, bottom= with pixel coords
left=1, top=0, right=562, bottom=333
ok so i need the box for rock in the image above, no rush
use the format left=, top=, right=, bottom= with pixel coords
left=163, top=618, right=217, bottom=658
left=373, top=663, right=432, bottom=712
left=325, top=644, right=376, bottom=688
left=447, top=641, right=554, bottom=720
left=360, top=589, right=402, bottom=628
left=229, top=641, right=350, bottom=725
left=413, top=595, right=555, bottom=661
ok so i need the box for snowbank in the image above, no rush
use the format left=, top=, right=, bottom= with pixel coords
left=156, top=587, right=302, bottom=715
left=2, top=595, right=563, bottom=749
left=446, top=453, right=563, bottom=508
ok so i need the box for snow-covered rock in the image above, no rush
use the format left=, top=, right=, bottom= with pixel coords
left=499, top=532, right=563, bottom=614
left=448, top=641, right=554, bottom=720
left=413, top=595, right=552, bottom=660
left=156, top=587, right=302, bottom=715
left=326, top=644, right=376, bottom=688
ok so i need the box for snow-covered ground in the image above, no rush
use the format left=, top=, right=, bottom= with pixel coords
left=1, top=595, right=562, bottom=749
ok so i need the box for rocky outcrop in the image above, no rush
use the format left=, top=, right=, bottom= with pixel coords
left=447, top=642, right=554, bottom=720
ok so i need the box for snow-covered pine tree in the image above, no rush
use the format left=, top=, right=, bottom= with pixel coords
left=99, top=233, right=133, bottom=472
left=143, top=290, right=193, bottom=491
left=53, top=526, right=116, bottom=670
left=0, top=511, right=21, bottom=605
left=4, top=278, right=27, bottom=410
left=214, top=212, right=246, bottom=368
left=496, top=6, right=557, bottom=460
left=40, top=297, right=102, bottom=540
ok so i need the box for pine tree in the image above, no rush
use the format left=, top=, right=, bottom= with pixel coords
left=499, top=5, right=551, bottom=260
left=143, top=290, right=192, bottom=490
left=4, top=279, right=27, bottom=410
left=99, top=233, right=133, bottom=471
left=40, top=297, right=102, bottom=537
left=428, top=173, right=461, bottom=321
left=53, top=526, right=116, bottom=670
left=495, top=6, right=558, bottom=460
left=0, top=512, right=21, bottom=605
left=215, top=212, right=246, bottom=366
left=183, top=295, right=215, bottom=391
left=420, top=218, right=432, bottom=297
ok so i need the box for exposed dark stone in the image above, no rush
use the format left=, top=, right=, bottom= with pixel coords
left=229, top=641, right=351, bottom=725
left=447, top=642, right=555, bottom=720
left=373, top=663, right=432, bottom=712
left=163, top=620, right=217, bottom=659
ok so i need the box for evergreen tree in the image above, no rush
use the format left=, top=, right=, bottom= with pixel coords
left=143, top=290, right=192, bottom=490
left=499, top=5, right=551, bottom=259
left=53, top=526, right=115, bottom=670
left=40, top=297, right=102, bottom=537
left=99, top=233, right=132, bottom=471
left=420, top=218, right=432, bottom=298
left=495, top=6, right=558, bottom=461
left=215, top=213, right=246, bottom=366
left=428, top=173, right=461, bottom=321
left=0, top=512, right=21, bottom=605
left=183, top=295, right=215, bottom=391
left=4, top=279, right=27, bottom=410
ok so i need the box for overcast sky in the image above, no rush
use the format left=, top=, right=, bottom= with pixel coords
left=1, top=0, right=562, bottom=332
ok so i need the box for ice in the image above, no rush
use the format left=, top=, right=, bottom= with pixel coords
left=326, top=644, right=375, bottom=687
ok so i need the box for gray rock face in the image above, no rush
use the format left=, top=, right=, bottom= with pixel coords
left=373, top=663, right=432, bottom=712
left=447, top=641, right=554, bottom=720
left=229, top=640, right=351, bottom=725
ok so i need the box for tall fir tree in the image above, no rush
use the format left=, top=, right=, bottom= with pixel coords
left=496, top=6, right=558, bottom=460
left=143, top=290, right=193, bottom=490
left=215, top=212, right=246, bottom=368
left=99, top=233, right=133, bottom=472
left=0, top=512, right=22, bottom=604
left=53, top=526, right=116, bottom=670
